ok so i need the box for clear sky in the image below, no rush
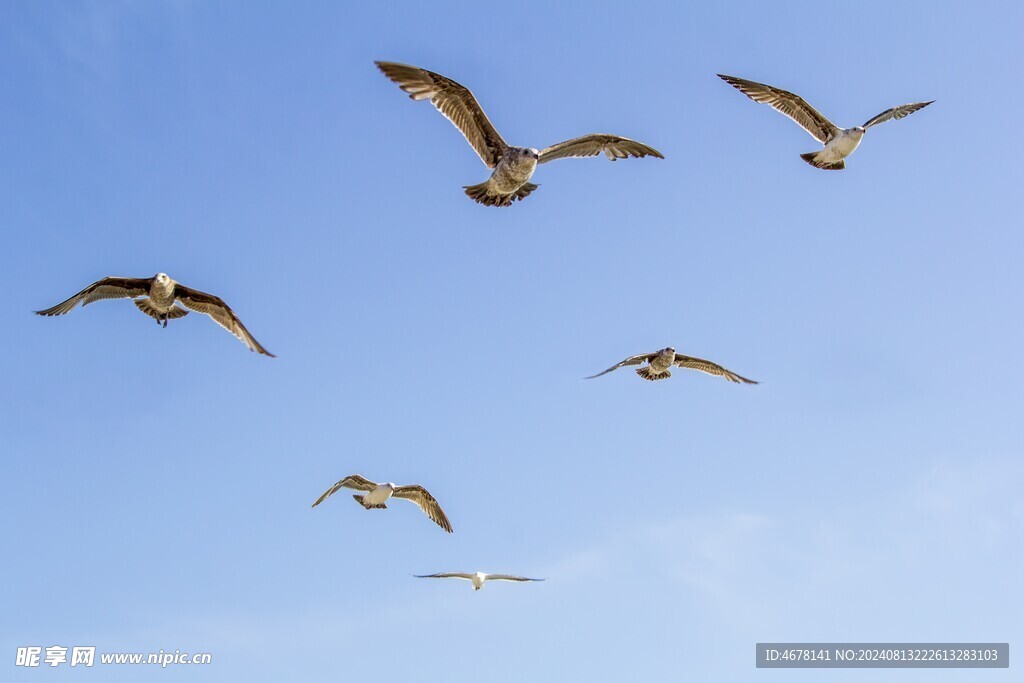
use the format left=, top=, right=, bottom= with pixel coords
left=2, top=1, right=1022, bottom=681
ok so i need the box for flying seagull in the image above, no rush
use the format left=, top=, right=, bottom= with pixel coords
left=375, top=61, right=664, bottom=206
left=311, top=474, right=452, bottom=533
left=717, top=74, right=933, bottom=170
left=414, top=572, right=544, bottom=591
left=35, top=273, right=273, bottom=356
left=586, top=346, right=757, bottom=383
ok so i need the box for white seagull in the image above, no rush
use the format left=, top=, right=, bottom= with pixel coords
left=35, top=273, right=273, bottom=356
left=376, top=61, right=663, bottom=206
left=414, top=572, right=544, bottom=591
left=586, top=346, right=757, bottom=383
left=718, top=74, right=933, bottom=170
left=312, top=474, right=452, bottom=533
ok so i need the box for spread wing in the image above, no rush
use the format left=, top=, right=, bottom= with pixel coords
left=862, top=100, right=934, bottom=129
left=393, top=485, right=453, bottom=533
left=717, top=74, right=840, bottom=144
left=174, top=285, right=274, bottom=357
left=35, top=277, right=152, bottom=316
left=375, top=61, right=508, bottom=168
left=311, top=474, right=377, bottom=508
left=414, top=573, right=474, bottom=580
left=538, top=134, right=664, bottom=163
left=674, top=354, right=758, bottom=384
left=485, top=574, right=544, bottom=583
left=584, top=352, right=658, bottom=379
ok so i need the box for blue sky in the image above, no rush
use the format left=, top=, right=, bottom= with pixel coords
left=2, top=1, right=1022, bottom=680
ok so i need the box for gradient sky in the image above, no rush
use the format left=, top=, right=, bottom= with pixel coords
left=2, top=1, right=1022, bottom=681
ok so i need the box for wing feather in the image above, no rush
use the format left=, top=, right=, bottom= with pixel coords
left=174, top=285, right=274, bottom=357
left=862, top=100, right=934, bottom=129
left=485, top=574, right=544, bottom=583
left=414, top=573, right=474, bottom=580
left=35, top=277, right=152, bottom=316
left=311, top=474, right=377, bottom=508
left=393, top=484, right=453, bottom=533
left=717, top=74, right=839, bottom=143
left=375, top=61, right=507, bottom=168
left=539, top=134, right=663, bottom=164
left=584, top=352, right=659, bottom=379
left=674, top=354, right=758, bottom=384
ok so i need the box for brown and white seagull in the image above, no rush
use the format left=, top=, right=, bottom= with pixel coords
left=586, top=346, right=757, bottom=383
left=376, top=61, right=664, bottom=206
left=717, top=74, right=933, bottom=170
left=311, top=474, right=453, bottom=533
left=414, top=572, right=544, bottom=591
left=35, top=273, right=274, bottom=356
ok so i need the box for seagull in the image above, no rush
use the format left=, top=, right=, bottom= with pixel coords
left=35, top=273, right=273, bottom=356
left=376, top=61, right=664, bottom=206
left=586, top=346, right=757, bottom=383
left=717, top=74, right=933, bottom=170
left=414, top=572, right=544, bottom=591
left=311, top=474, right=452, bottom=533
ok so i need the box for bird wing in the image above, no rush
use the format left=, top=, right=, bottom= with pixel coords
left=717, top=74, right=840, bottom=144
left=485, top=574, right=544, bottom=582
left=538, top=134, right=664, bottom=163
left=584, top=352, right=658, bottom=379
left=862, top=100, right=934, bottom=129
left=35, top=277, right=152, bottom=316
left=674, top=354, right=758, bottom=384
left=311, top=474, right=377, bottom=508
left=393, top=485, right=453, bottom=533
left=174, top=285, right=274, bottom=357
left=414, top=573, right=474, bottom=580
left=375, top=61, right=508, bottom=168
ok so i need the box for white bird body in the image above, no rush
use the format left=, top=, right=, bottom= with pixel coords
left=819, top=127, right=865, bottom=163
left=361, top=483, right=395, bottom=506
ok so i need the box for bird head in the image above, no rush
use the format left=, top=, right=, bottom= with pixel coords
left=155, top=273, right=171, bottom=284
left=851, top=126, right=866, bottom=135
left=663, top=346, right=676, bottom=356
left=522, top=147, right=540, bottom=160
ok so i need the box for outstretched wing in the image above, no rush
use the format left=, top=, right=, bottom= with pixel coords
left=584, top=352, right=658, bottom=379
left=375, top=61, right=508, bottom=168
left=393, top=484, right=453, bottom=533
left=485, top=574, right=544, bottom=583
left=538, top=134, right=664, bottom=164
left=174, top=285, right=274, bottom=357
left=311, top=474, right=377, bottom=508
left=674, top=354, right=758, bottom=384
left=862, top=100, right=934, bottom=129
left=717, top=74, right=840, bottom=144
left=35, top=277, right=152, bottom=316
left=414, top=573, right=474, bottom=580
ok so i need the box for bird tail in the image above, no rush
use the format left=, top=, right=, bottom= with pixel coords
left=463, top=181, right=539, bottom=207
left=352, top=494, right=386, bottom=510
left=133, top=299, right=189, bottom=321
left=636, top=367, right=671, bottom=381
left=800, top=151, right=845, bottom=170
